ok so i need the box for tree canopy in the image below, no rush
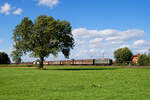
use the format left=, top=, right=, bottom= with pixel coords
left=11, top=49, right=22, bottom=64
left=0, top=52, right=11, bottom=64
left=12, top=15, right=74, bottom=69
left=138, top=54, right=150, bottom=66
left=114, top=47, right=133, bottom=64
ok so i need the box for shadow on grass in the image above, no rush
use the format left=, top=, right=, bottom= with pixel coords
left=47, top=68, right=120, bottom=71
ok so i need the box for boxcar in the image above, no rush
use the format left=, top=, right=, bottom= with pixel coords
left=60, top=60, right=73, bottom=65
left=48, top=61, right=61, bottom=65
left=94, top=59, right=112, bottom=65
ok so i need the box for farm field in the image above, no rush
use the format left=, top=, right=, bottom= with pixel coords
left=0, top=66, right=150, bottom=100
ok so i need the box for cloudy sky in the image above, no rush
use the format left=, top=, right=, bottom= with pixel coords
left=0, top=0, right=150, bottom=62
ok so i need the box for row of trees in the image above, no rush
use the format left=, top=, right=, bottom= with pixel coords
left=0, top=47, right=149, bottom=66
left=114, top=47, right=150, bottom=66
left=138, top=55, right=150, bottom=66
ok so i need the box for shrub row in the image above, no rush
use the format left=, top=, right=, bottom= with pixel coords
left=138, top=54, right=150, bottom=66
left=0, top=52, right=11, bottom=64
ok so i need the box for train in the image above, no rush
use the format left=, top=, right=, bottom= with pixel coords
left=12, top=58, right=112, bottom=66
left=42, top=58, right=113, bottom=65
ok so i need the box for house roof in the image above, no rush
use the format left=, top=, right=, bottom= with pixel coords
left=132, top=54, right=141, bottom=58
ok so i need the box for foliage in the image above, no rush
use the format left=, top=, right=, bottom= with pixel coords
left=12, top=15, right=74, bottom=69
left=0, top=52, right=11, bottom=64
left=11, top=49, right=22, bottom=64
left=114, top=47, right=133, bottom=64
left=1, top=66, right=150, bottom=100
left=138, top=54, right=150, bottom=66
left=131, top=62, right=137, bottom=66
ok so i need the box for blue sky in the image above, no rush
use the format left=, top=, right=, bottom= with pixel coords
left=0, top=0, right=150, bottom=61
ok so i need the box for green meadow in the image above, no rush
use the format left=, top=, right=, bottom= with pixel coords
left=0, top=66, right=150, bottom=100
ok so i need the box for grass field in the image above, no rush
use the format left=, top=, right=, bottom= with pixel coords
left=0, top=66, right=150, bottom=100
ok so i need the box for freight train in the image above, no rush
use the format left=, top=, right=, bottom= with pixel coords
left=43, top=58, right=112, bottom=65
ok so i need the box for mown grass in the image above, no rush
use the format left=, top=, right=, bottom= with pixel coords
left=0, top=66, right=150, bottom=100
left=0, top=64, right=38, bottom=67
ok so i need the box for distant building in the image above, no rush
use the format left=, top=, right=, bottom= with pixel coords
left=132, top=54, right=141, bottom=64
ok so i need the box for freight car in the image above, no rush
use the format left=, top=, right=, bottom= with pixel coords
left=43, top=58, right=112, bottom=65
left=94, top=59, right=112, bottom=65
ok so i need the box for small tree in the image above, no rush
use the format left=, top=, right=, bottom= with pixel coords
left=12, top=15, right=74, bottom=69
left=0, top=52, right=11, bottom=64
left=114, top=47, right=133, bottom=64
left=138, top=54, right=150, bottom=66
left=11, top=49, right=22, bottom=64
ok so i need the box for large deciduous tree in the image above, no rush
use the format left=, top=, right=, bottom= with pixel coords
left=114, top=47, right=133, bottom=64
left=12, top=15, right=74, bottom=69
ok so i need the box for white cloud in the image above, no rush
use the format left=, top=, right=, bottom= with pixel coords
left=132, top=40, right=150, bottom=55
left=72, top=28, right=145, bottom=50
left=105, top=29, right=145, bottom=41
left=133, top=40, right=146, bottom=46
left=75, top=39, right=86, bottom=45
left=79, top=49, right=88, bottom=54
left=13, top=8, right=22, bottom=15
left=89, top=38, right=103, bottom=44
left=0, top=3, right=11, bottom=15
left=90, top=49, right=104, bottom=53
left=38, top=0, right=59, bottom=8
left=73, top=28, right=92, bottom=39
left=89, top=44, right=98, bottom=48
left=134, top=49, right=148, bottom=54
left=71, top=28, right=147, bottom=59
left=72, top=28, right=145, bottom=41
left=111, top=41, right=123, bottom=45
left=0, top=3, right=23, bottom=15
left=119, top=44, right=130, bottom=48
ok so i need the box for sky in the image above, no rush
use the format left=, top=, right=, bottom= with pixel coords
left=0, top=0, right=150, bottom=62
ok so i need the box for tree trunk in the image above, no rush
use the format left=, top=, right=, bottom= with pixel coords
left=39, top=57, right=44, bottom=69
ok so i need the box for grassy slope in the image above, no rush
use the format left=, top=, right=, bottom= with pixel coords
left=0, top=66, right=150, bottom=100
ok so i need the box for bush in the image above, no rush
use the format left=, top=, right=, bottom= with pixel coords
left=11, top=50, right=22, bottom=64
left=138, top=54, right=150, bottom=66
left=0, top=52, right=11, bottom=64
left=131, top=62, right=137, bottom=66
left=114, top=47, right=133, bottom=64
